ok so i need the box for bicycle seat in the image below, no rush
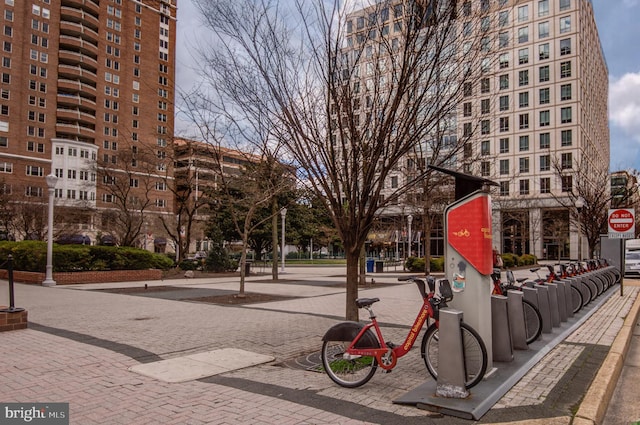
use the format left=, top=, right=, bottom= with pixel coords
left=530, top=267, right=540, bottom=272
left=355, top=297, right=380, bottom=308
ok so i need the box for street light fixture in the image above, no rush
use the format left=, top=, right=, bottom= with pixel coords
left=280, top=207, right=287, bottom=273
left=575, top=197, right=585, bottom=262
left=42, top=174, right=58, bottom=287
left=407, top=215, right=413, bottom=258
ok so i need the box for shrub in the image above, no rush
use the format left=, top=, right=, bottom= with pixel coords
left=501, top=253, right=518, bottom=268
left=405, top=256, right=425, bottom=273
left=518, top=254, right=537, bottom=266
left=430, top=257, right=444, bottom=272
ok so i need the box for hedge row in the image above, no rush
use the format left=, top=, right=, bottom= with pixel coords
left=405, top=256, right=444, bottom=273
left=500, top=253, right=537, bottom=268
left=0, top=241, right=174, bottom=272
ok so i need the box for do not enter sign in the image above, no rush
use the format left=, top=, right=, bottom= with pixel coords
left=608, top=208, right=635, bottom=239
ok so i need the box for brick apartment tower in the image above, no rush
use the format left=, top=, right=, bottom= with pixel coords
left=0, top=0, right=176, bottom=245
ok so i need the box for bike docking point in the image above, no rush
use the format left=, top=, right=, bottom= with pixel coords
left=434, top=308, right=469, bottom=399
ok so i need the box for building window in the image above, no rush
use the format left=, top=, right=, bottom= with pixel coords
left=539, top=65, right=550, bottom=82
left=518, top=27, right=529, bottom=43
left=560, top=38, right=571, bottom=55
left=481, top=98, right=491, bottom=114
left=481, top=78, right=490, bottom=93
left=539, top=43, right=549, bottom=60
left=463, top=82, right=472, bottom=97
left=562, top=175, right=573, bottom=192
left=463, top=102, right=472, bottom=117
left=560, top=16, right=571, bottom=33
left=500, top=74, right=509, bottom=90
left=481, top=140, right=490, bottom=156
left=560, top=0, right=571, bottom=10
left=519, top=113, right=529, bottom=129
left=500, top=138, right=509, bottom=153
left=519, top=91, right=529, bottom=107
left=499, top=33, right=509, bottom=49
left=519, top=135, right=530, bottom=151
left=519, top=48, right=529, bottom=64
left=540, top=155, right=550, bottom=171
left=518, top=5, right=529, bottom=22
left=539, top=0, right=549, bottom=16
left=519, top=179, right=530, bottom=195
left=500, top=159, right=510, bottom=175
left=499, top=52, right=509, bottom=68
left=519, top=157, right=530, bottom=173
left=561, top=152, right=572, bottom=169
left=500, top=181, right=510, bottom=196
left=499, top=117, right=509, bottom=132
left=463, top=123, right=472, bottom=137
left=540, top=110, right=550, bottom=127
left=499, top=95, right=509, bottom=111
left=519, top=70, right=529, bottom=86
left=561, top=84, right=572, bottom=100
left=538, top=21, right=549, bottom=38
left=561, top=107, right=572, bottom=123
left=561, top=61, right=572, bottom=78
left=481, top=161, right=491, bottom=177
left=561, top=129, right=572, bottom=146
left=539, top=87, right=550, bottom=104
left=540, top=177, right=551, bottom=194
left=499, top=11, right=509, bottom=27
left=481, top=120, right=490, bottom=135
left=540, top=133, right=550, bottom=149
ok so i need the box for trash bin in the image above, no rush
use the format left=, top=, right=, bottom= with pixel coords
left=366, top=259, right=374, bottom=273
left=244, top=261, right=251, bottom=275
left=375, top=260, right=384, bottom=273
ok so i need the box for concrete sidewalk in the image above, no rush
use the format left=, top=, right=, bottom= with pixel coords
left=0, top=266, right=638, bottom=424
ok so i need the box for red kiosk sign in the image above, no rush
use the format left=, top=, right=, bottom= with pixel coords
left=446, top=195, right=493, bottom=275
left=608, top=208, right=635, bottom=239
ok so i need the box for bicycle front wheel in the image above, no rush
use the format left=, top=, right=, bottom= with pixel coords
left=421, top=323, right=488, bottom=389
left=571, top=285, right=584, bottom=314
left=321, top=332, right=379, bottom=388
left=522, top=299, right=543, bottom=344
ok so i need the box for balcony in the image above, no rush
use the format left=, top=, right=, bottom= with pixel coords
left=62, top=0, right=100, bottom=16
left=56, top=108, right=96, bottom=127
left=59, top=21, right=99, bottom=45
left=56, top=122, right=96, bottom=142
left=57, top=92, right=96, bottom=109
left=58, top=64, right=97, bottom=82
left=58, top=50, right=98, bottom=68
left=60, top=6, right=99, bottom=29
left=59, top=35, right=99, bottom=57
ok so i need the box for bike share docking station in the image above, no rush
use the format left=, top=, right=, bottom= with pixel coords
left=394, top=166, right=621, bottom=420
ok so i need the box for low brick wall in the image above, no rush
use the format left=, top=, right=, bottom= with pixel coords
left=0, top=269, right=163, bottom=285
left=0, top=308, right=28, bottom=332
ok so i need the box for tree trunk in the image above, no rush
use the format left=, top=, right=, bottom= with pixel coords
left=272, top=199, right=279, bottom=280
left=345, top=248, right=360, bottom=321
left=239, top=234, right=248, bottom=296
left=423, top=212, right=433, bottom=275
left=359, top=245, right=366, bottom=287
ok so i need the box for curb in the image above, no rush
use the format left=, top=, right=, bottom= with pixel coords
left=573, top=287, right=640, bottom=425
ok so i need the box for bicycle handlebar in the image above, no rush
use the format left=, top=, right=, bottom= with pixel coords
left=398, top=275, right=434, bottom=299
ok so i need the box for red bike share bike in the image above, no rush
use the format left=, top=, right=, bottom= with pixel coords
left=321, top=276, right=488, bottom=389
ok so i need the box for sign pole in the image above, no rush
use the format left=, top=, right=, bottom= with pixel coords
left=608, top=208, right=635, bottom=297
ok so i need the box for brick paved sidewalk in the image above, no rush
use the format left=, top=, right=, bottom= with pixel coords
left=0, top=270, right=637, bottom=424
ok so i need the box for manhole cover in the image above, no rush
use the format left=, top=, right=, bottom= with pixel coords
left=281, top=351, right=323, bottom=372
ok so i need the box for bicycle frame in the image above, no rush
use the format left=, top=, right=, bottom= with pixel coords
left=343, top=296, right=436, bottom=371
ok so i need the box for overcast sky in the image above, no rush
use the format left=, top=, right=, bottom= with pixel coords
left=175, top=0, right=640, bottom=171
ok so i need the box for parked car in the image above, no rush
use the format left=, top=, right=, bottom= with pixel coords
left=625, top=250, right=640, bottom=277
left=56, top=234, right=91, bottom=245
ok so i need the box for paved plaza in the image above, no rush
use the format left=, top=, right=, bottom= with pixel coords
left=1, top=266, right=638, bottom=424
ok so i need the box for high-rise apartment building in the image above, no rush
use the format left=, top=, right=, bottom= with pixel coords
left=0, top=0, right=176, bottom=244
left=343, top=0, right=609, bottom=261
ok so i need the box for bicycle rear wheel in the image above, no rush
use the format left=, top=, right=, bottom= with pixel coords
left=421, top=323, right=488, bottom=389
left=321, top=331, right=379, bottom=388
left=522, top=299, right=542, bottom=344
left=571, top=285, right=583, bottom=314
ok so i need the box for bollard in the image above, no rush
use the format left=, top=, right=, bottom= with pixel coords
left=554, top=280, right=568, bottom=322
left=0, top=255, right=25, bottom=313
left=533, top=284, right=552, bottom=334
left=436, top=308, right=470, bottom=398
left=546, top=283, right=561, bottom=327
left=507, top=290, right=528, bottom=350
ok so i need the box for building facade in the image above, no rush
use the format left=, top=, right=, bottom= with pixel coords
left=344, top=0, right=609, bottom=261
left=0, top=0, right=176, bottom=245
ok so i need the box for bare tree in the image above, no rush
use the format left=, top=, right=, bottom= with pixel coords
left=189, top=0, right=490, bottom=320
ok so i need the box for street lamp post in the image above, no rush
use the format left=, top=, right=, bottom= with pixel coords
left=280, top=207, right=287, bottom=273
left=42, top=174, right=58, bottom=287
left=407, top=215, right=413, bottom=258
left=575, top=197, right=585, bottom=262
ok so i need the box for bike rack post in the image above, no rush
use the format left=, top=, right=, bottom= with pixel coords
left=506, top=290, right=528, bottom=350
left=554, top=280, right=569, bottom=322
left=533, top=284, right=553, bottom=333
left=546, top=283, right=561, bottom=327
left=491, top=295, right=514, bottom=361
left=436, top=308, right=469, bottom=398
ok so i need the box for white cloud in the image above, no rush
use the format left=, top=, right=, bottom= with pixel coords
left=609, top=72, right=640, bottom=141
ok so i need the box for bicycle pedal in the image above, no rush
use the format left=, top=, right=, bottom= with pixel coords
left=383, top=369, right=393, bottom=374
left=386, top=342, right=397, bottom=349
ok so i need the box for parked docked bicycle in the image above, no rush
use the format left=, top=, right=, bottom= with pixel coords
left=491, top=268, right=543, bottom=344
left=321, top=276, right=488, bottom=389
